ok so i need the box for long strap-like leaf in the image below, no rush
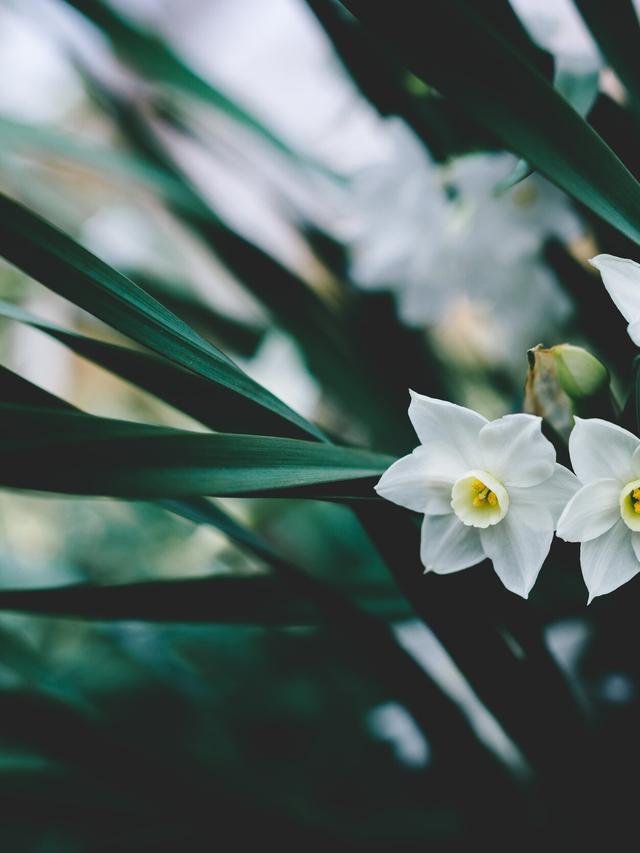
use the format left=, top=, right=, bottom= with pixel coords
left=0, top=192, right=324, bottom=441
left=340, top=0, right=640, bottom=245
left=0, top=404, right=391, bottom=499
left=0, top=301, right=280, bottom=436
left=574, top=0, right=640, bottom=110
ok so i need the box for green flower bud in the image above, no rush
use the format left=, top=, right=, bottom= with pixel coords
left=551, top=344, right=609, bottom=401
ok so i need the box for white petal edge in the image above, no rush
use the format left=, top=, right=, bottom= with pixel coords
left=480, top=505, right=554, bottom=598
left=420, top=513, right=484, bottom=574
left=626, top=317, right=640, bottom=347
left=569, top=417, right=639, bottom=485
left=580, top=518, right=640, bottom=603
left=508, top=464, right=579, bottom=526
left=632, top=532, right=640, bottom=564
left=478, top=413, right=555, bottom=488
left=590, top=254, right=640, bottom=328
left=375, top=446, right=453, bottom=514
left=408, top=391, right=487, bottom=477
left=556, top=478, right=621, bottom=543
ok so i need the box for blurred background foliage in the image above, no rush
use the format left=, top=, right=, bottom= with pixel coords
left=2, top=0, right=640, bottom=848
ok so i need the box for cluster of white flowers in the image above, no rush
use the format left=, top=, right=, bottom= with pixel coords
left=348, top=121, right=583, bottom=367
left=375, top=254, right=640, bottom=603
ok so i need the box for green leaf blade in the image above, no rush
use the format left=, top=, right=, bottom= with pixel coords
left=340, top=0, right=640, bottom=245
left=0, top=193, right=324, bottom=441
left=0, top=405, right=392, bottom=499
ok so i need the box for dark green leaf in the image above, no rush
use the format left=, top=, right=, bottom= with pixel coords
left=0, top=576, right=322, bottom=625
left=305, top=0, right=498, bottom=160
left=340, top=0, right=640, bottom=245
left=354, top=502, right=588, bottom=774
left=0, top=404, right=391, bottom=499
left=0, top=365, right=73, bottom=411
left=574, top=0, right=640, bottom=109
left=126, top=272, right=264, bottom=358
left=0, top=575, right=412, bottom=625
left=0, top=300, right=275, bottom=434
left=496, top=69, right=599, bottom=192
left=0, top=192, right=323, bottom=440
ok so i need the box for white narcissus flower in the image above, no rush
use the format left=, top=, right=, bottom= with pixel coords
left=557, top=418, right=640, bottom=602
left=590, top=254, right=640, bottom=346
left=347, top=120, right=583, bottom=370
left=375, top=392, right=578, bottom=598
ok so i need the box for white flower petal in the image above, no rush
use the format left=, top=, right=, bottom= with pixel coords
left=375, top=446, right=455, bottom=514
left=480, top=506, right=553, bottom=598
left=580, top=518, right=640, bottom=602
left=630, top=445, right=640, bottom=478
left=508, top=464, right=579, bottom=525
left=590, top=254, right=640, bottom=329
left=374, top=447, right=443, bottom=513
left=556, top=478, right=621, bottom=543
left=420, top=514, right=484, bottom=574
left=568, top=417, right=639, bottom=484
left=626, top=317, right=640, bottom=347
left=632, top=532, right=640, bottom=564
left=478, top=413, right=555, bottom=487
left=408, top=391, right=486, bottom=477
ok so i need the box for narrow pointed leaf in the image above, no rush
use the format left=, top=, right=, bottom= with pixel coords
left=340, top=0, right=640, bottom=245
left=0, top=576, right=321, bottom=625
left=0, top=405, right=391, bottom=499
left=0, top=576, right=412, bottom=625
left=574, top=0, right=640, bottom=109
left=0, top=193, right=323, bottom=440
left=0, top=301, right=279, bottom=435
left=0, top=365, right=73, bottom=411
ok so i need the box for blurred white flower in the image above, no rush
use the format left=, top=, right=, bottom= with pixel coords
left=557, top=418, right=640, bottom=601
left=348, top=121, right=583, bottom=364
left=590, top=254, right=640, bottom=346
left=241, top=330, right=320, bottom=418
left=375, top=392, right=577, bottom=597
left=0, top=6, right=84, bottom=122
left=510, top=0, right=600, bottom=74
left=366, top=701, right=430, bottom=769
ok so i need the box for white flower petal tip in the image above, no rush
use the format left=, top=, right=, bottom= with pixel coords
left=555, top=479, right=620, bottom=543
left=479, top=413, right=554, bottom=487
left=587, top=255, right=640, bottom=345
left=578, top=518, right=640, bottom=602
left=420, top=514, right=484, bottom=575
left=568, top=417, right=639, bottom=485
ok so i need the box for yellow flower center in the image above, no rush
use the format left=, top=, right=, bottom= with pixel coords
left=620, top=478, right=640, bottom=531
left=451, top=469, right=509, bottom=528
left=471, top=478, right=499, bottom=508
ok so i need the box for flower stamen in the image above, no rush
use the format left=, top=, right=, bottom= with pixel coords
left=471, top=481, right=498, bottom=508
left=619, top=478, right=640, bottom=531
left=451, top=470, right=508, bottom=528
